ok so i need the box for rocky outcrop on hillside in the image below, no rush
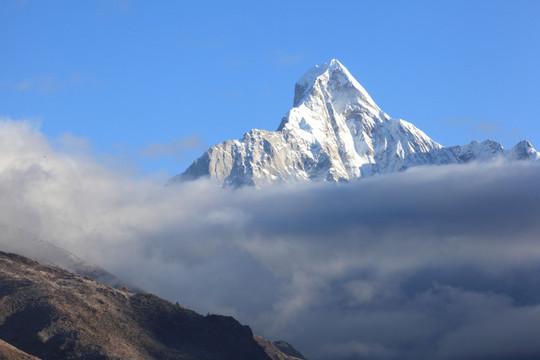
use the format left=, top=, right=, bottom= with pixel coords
left=254, top=336, right=307, bottom=360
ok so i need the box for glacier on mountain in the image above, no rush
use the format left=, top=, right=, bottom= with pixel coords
left=169, top=59, right=539, bottom=187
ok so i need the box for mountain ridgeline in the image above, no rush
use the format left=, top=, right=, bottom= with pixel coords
left=168, top=59, right=539, bottom=187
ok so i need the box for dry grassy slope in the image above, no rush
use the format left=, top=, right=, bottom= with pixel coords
left=0, top=251, right=303, bottom=360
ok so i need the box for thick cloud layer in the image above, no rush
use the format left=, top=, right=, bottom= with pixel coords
left=1, top=119, right=540, bottom=359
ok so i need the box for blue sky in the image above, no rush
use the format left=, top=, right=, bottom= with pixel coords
left=1, top=0, right=539, bottom=176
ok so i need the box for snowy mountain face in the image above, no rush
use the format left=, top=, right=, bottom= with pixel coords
left=169, top=59, right=539, bottom=187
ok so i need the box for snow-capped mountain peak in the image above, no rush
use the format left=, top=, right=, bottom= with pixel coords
left=168, top=60, right=539, bottom=187
left=293, top=59, right=379, bottom=112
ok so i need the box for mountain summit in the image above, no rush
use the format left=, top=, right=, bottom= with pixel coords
left=169, top=59, right=539, bottom=187
left=291, top=58, right=379, bottom=110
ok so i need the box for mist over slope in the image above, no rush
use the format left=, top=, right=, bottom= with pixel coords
left=1, top=119, right=540, bottom=359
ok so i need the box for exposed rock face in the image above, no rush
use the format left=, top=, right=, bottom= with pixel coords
left=169, top=59, right=539, bottom=187
left=253, top=336, right=307, bottom=360
left=272, top=340, right=307, bottom=359
left=0, top=251, right=303, bottom=360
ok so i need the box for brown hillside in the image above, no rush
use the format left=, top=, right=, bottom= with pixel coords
left=0, top=251, right=303, bottom=360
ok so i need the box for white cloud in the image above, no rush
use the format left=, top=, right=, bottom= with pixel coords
left=1, top=118, right=540, bottom=359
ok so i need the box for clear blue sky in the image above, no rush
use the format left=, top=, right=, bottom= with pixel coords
left=1, top=0, right=539, bottom=176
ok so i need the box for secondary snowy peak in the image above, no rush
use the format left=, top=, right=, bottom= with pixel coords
left=169, top=60, right=539, bottom=187
left=509, top=140, right=540, bottom=161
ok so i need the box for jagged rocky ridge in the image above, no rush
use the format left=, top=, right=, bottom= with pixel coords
left=0, top=251, right=306, bottom=360
left=169, top=59, right=539, bottom=187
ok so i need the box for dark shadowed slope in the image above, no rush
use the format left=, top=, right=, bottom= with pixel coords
left=0, top=251, right=304, bottom=360
left=0, top=339, right=40, bottom=360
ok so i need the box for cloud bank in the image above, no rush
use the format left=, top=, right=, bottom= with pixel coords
left=1, top=119, right=540, bottom=359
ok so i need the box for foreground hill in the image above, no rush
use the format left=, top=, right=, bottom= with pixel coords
left=0, top=251, right=305, bottom=360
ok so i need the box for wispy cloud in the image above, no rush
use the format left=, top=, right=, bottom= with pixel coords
left=139, top=134, right=206, bottom=158
left=97, top=0, right=132, bottom=17
left=444, top=117, right=503, bottom=137
left=178, top=35, right=228, bottom=50
left=0, top=73, right=99, bottom=94
left=217, top=91, right=245, bottom=100
left=272, top=49, right=306, bottom=66
left=1, top=119, right=540, bottom=359
left=68, top=73, right=100, bottom=87
left=12, top=75, right=59, bottom=94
